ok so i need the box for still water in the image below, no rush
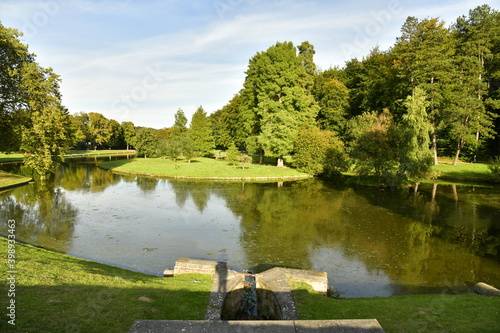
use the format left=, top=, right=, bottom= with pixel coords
left=1, top=158, right=499, bottom=297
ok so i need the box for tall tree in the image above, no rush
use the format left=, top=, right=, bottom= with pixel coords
left=242, top=41, right=319, bottom=166
left=134, top=128, right=158, bottom=158
left=393, top=17, right=456, bottom=165
left=451, top=5, right=500, bottom=163
left=189, top=106, right=215, bottom=156
left=19, top=62, right=72, bottom=178
left=121, top=121, right=136, bottom=150
left=172, top=108, right=188, bottom=137
left=0, top=22, right=33, bottom=153
left=87, top=112, right=112, bottom=149
left=313, top=69, right=350, bottom=134
left=398, top=87, right=433, bottom=182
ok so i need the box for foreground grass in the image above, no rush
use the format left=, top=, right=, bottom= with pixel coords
left=291, top=281, right=500, bottom=333
left=99, top=157, right=311, bottom=180
left=0, top=238, right=212, bottom=332
left=0, top=170, right=31, bottom=190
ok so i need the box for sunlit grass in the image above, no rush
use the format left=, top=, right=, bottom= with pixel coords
left=0, top=170, right=31, bottom=189
left=0, top=238, right=212, bottom=332
left=430, top=161, right=493, bottom=183
left=99, top=157, right=311, bottom=180
left=291, top=281, right=500, bottom=333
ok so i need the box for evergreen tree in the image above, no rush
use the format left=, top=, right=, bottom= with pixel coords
left=189, top=106, right=215, bottom=156
left=172, top=108, right=188, bottom=136
left=393, top=17, right=456, bottom=165
left=242, top=41, right=319, bottom=166
left=451, top=5, right=500, bottom=162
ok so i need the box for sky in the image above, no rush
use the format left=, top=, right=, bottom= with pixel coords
left=1, top=0, right=499, bottom=129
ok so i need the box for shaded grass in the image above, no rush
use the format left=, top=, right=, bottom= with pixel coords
left=0, top=238, right=212, bottom=333
left=0, top=170, right=31, bottom=189
left=99, top=157, right=310, bottom=180
left=291, top=281, right=500, bottom=333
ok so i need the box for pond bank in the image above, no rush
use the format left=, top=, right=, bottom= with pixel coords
left=0, top=170, right=31, bottom=191
left=2, top=238, right=498, bottom=333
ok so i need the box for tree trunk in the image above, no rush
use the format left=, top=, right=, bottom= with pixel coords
left=432, top=132, right=439, bottom=165
left=259, top=149, right=263, bottom=165
left=277, top=156, right=284, bottom=167
left=453, top=138, right=465, bottom=166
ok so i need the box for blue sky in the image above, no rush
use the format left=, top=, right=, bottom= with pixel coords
left=1, top=0, right=498, bottom=128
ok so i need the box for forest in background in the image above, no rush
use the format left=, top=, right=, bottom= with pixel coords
left=1, top=4, right=499, bottom=186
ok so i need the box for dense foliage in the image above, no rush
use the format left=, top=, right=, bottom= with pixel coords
left=1, top=4, right=499, bottom=186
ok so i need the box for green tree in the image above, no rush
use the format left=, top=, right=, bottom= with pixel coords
left=451, top=5, right=499, bottom=163
left=397, top=87, right=434, bottom=183
left=226, top=142, right=239, bottom=166
left=108, top=119, right=123, bottom=149
left=134, top=128, right=158, bottom=158
left=348, top=110, right=398, bottom=183
left=86, top=112, right=112, bottom=149
left=189, top=106, right=215, bottom=156
left=121, top=121, right=136, bottom=150
left=293, top=127, right=348, bottom=176
left=313, top=69, right=350, bottom=133
left=243, top=41, right=319, bottom=166
left=19, top=62, right=72, bottom=178
left=172, top=108, right=188, bottom=137
left=393, top=17, right=456, bottom=165
left=0, top=22, right=33, bottom=153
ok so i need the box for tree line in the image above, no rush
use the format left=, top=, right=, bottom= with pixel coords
left=1, top=4, right=499, bottom=186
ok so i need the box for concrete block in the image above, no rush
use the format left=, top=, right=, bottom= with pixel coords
left=474, top=282, right=500, bottom=296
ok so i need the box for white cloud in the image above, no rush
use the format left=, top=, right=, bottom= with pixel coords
left=2, top=0, right=493, bottom=128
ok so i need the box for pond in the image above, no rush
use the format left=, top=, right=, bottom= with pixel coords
left=1, top=157, right=499, bottom=298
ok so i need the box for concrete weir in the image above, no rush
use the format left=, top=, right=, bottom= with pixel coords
left=129, top=258, right=385, bottom=332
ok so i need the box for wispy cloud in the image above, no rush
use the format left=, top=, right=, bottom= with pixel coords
left=1, top=0, right=489, bottom=128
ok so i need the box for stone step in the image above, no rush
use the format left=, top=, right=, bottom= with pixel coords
left=129, top=319, right=385, bottom=333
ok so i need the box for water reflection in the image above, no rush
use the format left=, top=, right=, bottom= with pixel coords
left=0, top=159, right=499, bottom=297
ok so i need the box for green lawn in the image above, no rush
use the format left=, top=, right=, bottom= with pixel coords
left=99, top=157, right=311, bottom=180
left=0, top=238, right=212, bottom=333
left=291, top=281, right=500, bottom=333
left=429, top=162, right=493, bottom=184
left=0, top=170, right=31, bottom=189
left=65, top=149, right=135, bottom=157
left=0, top=153, right=24, bottom=163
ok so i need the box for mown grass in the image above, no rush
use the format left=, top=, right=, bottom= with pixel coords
left=0, top=237, right=212, bottom=333
left=65, top=149, right=135, bottom=157
left=0, top=170, right=31, bottom=189
left=429, top=162, right=494, bottom=184
left=291, top=281, right=500, bottom=333
left=0, top=153, right=24, bottom=163
left=99, top=157, right=311, bottom=180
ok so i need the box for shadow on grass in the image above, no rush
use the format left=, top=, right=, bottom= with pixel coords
left=0, top=284, right=210, bottom=333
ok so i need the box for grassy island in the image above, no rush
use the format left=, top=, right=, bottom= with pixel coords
left=99, top=157, right=311, bottom=180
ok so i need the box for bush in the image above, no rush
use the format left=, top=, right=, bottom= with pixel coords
left=488, top=156, right=500, bottom=182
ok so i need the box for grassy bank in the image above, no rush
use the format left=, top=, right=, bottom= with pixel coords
left=0, top=238, right=212, bottom=332
left=291, top=281, right=500, bottom=333
left=0, top=170, right=31, bottom=190
left=429, top=161, right=494, bottom=184
left=99, top=157, right=311, bottom=180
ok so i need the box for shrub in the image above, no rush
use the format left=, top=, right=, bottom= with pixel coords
left=488, top=156, right=500, bottom=182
